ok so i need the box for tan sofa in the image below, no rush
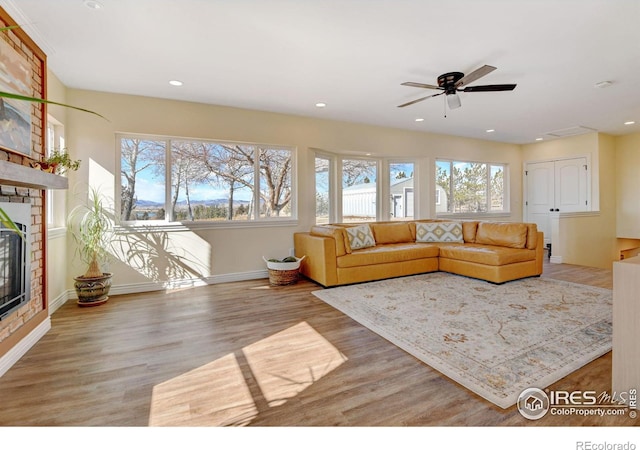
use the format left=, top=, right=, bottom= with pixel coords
left=293, top=220, right=543, bottom=287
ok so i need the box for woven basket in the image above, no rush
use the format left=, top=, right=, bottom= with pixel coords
left=268, top=268, right=300, bottom=286
left=263, top=256, right=306, bottom=286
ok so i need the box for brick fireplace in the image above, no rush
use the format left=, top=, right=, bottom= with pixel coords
left=0, top=7, right=64, bottom=375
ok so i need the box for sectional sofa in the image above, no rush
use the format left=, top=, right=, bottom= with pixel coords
left=293, top=220, right=543, bottom=287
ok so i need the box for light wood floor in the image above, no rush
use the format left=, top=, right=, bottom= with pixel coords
left=0, top=259, right=635, bottom=426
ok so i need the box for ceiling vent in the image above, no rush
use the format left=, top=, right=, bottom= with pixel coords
left=545, top=126, right=597, bottom=138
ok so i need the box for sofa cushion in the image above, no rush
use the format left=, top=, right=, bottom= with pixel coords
left=525, top=223, right=538, bottom=250
left=416, top=221, right=464, bottom=243
left=462, top=221, right=479, bottom=243
left=438, top=243, right=536, bottom=266
left=345, top=224, right=376, bottom=250
left=370, top=222, right=413, bottom=244
left=337, top=243, right=440, bottom=268
left=310, top=225, right=351, bottom=256
left=475, top=222, right=528, bottom=249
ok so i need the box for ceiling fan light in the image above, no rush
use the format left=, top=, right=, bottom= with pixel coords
left=447, top=93, right=461, bottom=109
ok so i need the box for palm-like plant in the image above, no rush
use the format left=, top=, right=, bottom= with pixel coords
left=68, top=187, right=114, bottom=279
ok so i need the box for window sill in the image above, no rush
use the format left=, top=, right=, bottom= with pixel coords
left=435, top=212, right=512, bottom=220
left=47, top=227, right=67, bottom=239
left=115, top=219, right=299, bottom=233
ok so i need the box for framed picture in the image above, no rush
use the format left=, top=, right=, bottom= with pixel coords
left=0, top=36, right=32, bottom=156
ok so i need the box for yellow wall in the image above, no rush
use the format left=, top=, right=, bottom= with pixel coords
left=44, top=81, right=639, bottom=289
left=45, top=70, right=71, bottom=310
left=616, top=133, right=640, bottom=239
left=60, top=88, right=521, bottom=287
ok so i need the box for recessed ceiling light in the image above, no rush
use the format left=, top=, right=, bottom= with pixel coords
left=415, top=118, right=424, bottom=122
left=594, top=80, right=613, bottom=88
left=315, top=102, right=327, bottom=108
left=486, top=129, right=495, bottom=133
left=535, top=137, right=544, bottom=141
left=169, top=80, right=183, bottom=86
left=624, top=121, right=635, bottom=125
left=83, top=0, right=104, bottom=9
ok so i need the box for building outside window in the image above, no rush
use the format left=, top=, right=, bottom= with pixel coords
left=389, top=162, right=414, bottom=221
left=341, top=159, right=377, bottom=223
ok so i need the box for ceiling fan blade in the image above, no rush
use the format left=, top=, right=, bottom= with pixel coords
left=461, top=84, right=517, bottom=92
left=455, top=65, right=497, bottom=88
left=397, top=92, right=444, bottom=108
left=401, top=81, right=442, bottom=90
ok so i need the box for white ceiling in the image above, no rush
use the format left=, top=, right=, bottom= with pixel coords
left=2, top=0, right=640, bottom=144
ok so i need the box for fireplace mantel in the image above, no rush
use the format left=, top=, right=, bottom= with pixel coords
left=0, top=160, right=68, bottom=190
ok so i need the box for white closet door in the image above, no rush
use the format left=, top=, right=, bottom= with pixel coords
left=555, top=157, right=588, bottom=213
left=526, top=161, right=555, bottom=243
left=526, top=157, right=589, bottom=244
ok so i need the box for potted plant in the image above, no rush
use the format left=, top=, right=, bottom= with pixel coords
left=68, top=186, right=114, bottom=306
left=32, top=148, right=81, bottom=175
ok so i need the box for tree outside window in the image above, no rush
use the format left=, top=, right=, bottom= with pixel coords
left=436, top=160, right=505, bottom=214
left=119, top=135, right=294, bottom=223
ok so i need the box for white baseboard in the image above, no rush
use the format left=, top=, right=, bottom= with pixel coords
left=0, top=316, right=51, bottom=378
left=550, top=256, right=563, bottom=264
left=57, top=269, right=270, bottom=304
left=48, top=290, right=74, bottom=315
left=207, top=269, right=269, bottom=284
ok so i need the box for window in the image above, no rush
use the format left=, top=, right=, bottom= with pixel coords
left=46, top=117, right=65, bottom=229
left=435, top=160, right=507, bottom=214
left=119, top=135, right=295, bottom=223
left=341, top=159, right=377, bottom=222
left=315, top=156, right=331, bottom=224
left=389, top=162, right=414, bottom=220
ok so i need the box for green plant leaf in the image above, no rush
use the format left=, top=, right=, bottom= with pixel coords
left=1, top=24, right=108, bottom=121
left=0, top=207, right=24, bottom=239
left=0, top=91, right=108, bottom=121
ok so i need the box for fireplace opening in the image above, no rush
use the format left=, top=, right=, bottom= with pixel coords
left=0, top=202, right=31, bottom=321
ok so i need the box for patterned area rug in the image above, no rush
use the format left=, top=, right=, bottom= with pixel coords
left=312, top=272, right=612, bottom=409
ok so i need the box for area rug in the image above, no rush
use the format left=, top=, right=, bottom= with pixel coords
left=312, top=272, right=612, bottom=409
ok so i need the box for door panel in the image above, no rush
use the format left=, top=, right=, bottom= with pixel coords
left=526, top=161, right=554, bottom=243
left=555, top=157, right=587, bottom=213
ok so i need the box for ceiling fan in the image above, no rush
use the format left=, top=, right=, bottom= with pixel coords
left=398, top=65, right=516, bottom=110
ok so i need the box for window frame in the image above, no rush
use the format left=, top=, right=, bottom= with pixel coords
left=116, top=133, right=297, bottom=229
left=314, top=153, right=335, bottom=225
left=46, top=116, right=66, bottom=232
left=435, top=158, right=510, bottom=218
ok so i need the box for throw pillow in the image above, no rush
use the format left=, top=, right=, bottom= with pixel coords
left=345, top=224, right=376, bottom=250
left=416, top=222, right=464, bottom=243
